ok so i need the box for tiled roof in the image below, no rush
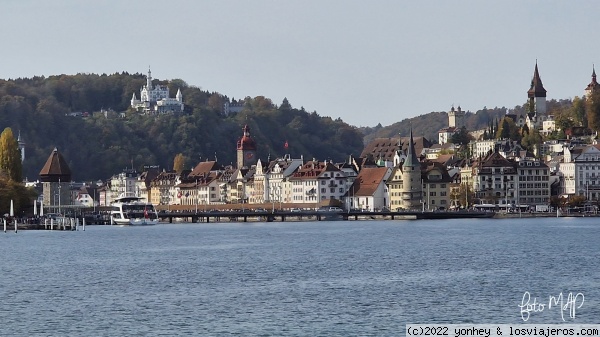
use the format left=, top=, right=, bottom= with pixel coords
left=361, top=136, right=431, bottom=162
left=527, top=62, right=547, bottom=98
left=189, top=161, right=222, bottom=177
left=349, top=167, right=388, bottom=197
left=39, top=148, right=71, bottom=182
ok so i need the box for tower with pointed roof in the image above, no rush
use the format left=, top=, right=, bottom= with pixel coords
left=39, top=148, right=72, bottom=208
left=584, top=65, right=600, bottom=98
left=236, top=125, right=257, bottom=169
left=400, top=129, right=422, bottom=209
left=17, top=131, right=25, bottom=162
left=526, top=61, right=547, bottom=129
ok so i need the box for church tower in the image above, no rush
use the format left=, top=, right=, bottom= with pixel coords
left=527, top=61, right=547, bottom=126
left=448, top=105, right=464, bottom=128
left=400, top=128, right=422, bottom=209
left=584, top=65, right=600, bottom=98
left=17, top=131, right=25, bottom=162
left=236, top=125, right=257, bottom=169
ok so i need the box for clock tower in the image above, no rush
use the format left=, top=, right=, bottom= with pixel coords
left=237, top=125, right=257, bottom=169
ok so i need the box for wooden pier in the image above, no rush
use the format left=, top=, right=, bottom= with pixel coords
left=156, top=210, right=495, bottom=223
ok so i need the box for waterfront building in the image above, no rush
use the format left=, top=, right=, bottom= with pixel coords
left=150, top=170, right=179, bottom=206
left=130, top=68, right=184, bottom=114
left=39, top=148, right=72, bottom=210
left=421, top=162, right=452, bottom=210
left=558, top=144, right=600, bottom=200
left=263, top=155, right=304, bottom=204
left=108, top=169, right=138, bottom=203
left=348, top=167, right=391, bottom=211
left=472, top=152, right=517, bottom=206
left=289, top=160, right=346, bottom=207
left=387, top=129, right=423, bottom=210
left=516, top=158, right=551, bottom=206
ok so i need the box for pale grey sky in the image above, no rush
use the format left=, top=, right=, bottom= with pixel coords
left=1, top=0, right=599, bottom=127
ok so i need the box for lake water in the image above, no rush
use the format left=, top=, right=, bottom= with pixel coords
left=0, top=217, right=598, bottom=336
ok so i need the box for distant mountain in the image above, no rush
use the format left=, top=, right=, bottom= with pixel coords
left=360, top=108, right=509, bottom=143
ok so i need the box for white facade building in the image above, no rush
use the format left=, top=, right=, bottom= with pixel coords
left=131, top=68, right=184, bottom=114
left=559, top=145, right=600, bottom=199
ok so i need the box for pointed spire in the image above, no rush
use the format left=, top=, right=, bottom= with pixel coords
left=402, top=128, right=420, bottom=169
left=528, top=61, right=547, bottom=98
left=585, top=64, right=600, bottom=95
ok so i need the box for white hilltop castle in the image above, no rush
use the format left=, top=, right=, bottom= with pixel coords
left=130, top=68, right=184, bottom=114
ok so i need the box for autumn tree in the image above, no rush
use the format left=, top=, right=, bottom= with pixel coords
left=450, top=184, right=475, bottom=208
left=585, top=90, right=600, bottom=131
left=0, top=127, right=22, bottom=182
left=572, top=96, right=587, bottom=127
left=173, top=153, right=186, bottom=173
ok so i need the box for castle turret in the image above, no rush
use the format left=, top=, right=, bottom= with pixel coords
left=448, top=105, right=464, bottom=128
left=401, top=128, right=422, bottom=209
left=176, top=88, right=182, bottom=102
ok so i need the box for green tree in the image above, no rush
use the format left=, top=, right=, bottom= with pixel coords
left=554, top=113, right=574, bottom=132
left=0, top=128, right=22, bottom=182
left=521, top=129, right=542, bottom=154
left=450, top=126, right=472, bottom=145
left=496, top=117, right=521, bottom=141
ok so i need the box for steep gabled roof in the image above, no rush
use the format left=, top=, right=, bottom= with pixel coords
left=348, top=167, right=389, bottom=197
left=527, top=61, right=547, bottom=98
left=39, top=148, right=72, bottom=182
left=403, top=128, right=421, bottom=169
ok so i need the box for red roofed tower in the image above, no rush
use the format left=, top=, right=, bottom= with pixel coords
left=236, top=125, right=257, bottom=169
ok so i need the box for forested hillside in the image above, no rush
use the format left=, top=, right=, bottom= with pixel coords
left=0, top=73, right=364, bottom=181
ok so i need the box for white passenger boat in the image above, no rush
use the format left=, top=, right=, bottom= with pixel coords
left=110, top=193, right=159, bottom=226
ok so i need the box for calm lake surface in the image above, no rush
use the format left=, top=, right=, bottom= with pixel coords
left=0, top=217, right=598, bottom=336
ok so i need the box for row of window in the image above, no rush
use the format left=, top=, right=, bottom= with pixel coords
left=518, top=183, right=549, bottom=189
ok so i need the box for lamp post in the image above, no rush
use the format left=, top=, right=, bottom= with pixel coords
left=195, top=178, right=199, bottom=214
left=58, top=180, right=61, bottom=215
